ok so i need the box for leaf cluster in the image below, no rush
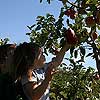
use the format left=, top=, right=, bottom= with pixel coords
left=50, top=64, right=100, bottom=100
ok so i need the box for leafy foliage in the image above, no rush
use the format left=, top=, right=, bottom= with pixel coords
left=50, top=63, right=100, bottom=100
left=30, top=0, right=100, bottom=99
left=29, top=0, right=100, bottom=55
left=26, top=13, right=66, bottom=55
left=0, top=38, right=9, bottom=45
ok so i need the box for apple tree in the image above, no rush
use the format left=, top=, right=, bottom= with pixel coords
left=26, top=0, right=100, bottom=99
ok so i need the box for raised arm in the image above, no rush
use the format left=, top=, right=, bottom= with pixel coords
left=49, top=42, right=70, bottom=68
left=22, top=42, right=70, bottom=100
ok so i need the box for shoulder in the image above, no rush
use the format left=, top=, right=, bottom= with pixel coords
left=21, top=71, right=37, bottom=86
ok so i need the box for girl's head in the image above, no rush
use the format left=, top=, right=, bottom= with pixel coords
left=14, top=42, right=44, bottom=78
left=0, top=44, right=16, bottom=74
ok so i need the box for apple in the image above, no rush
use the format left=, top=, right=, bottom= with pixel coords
left=91, top=32, right=98, bottom=40
left=65, top=28, right=78, bottom=44
left=64, top=8, right=76, bottom=19
left=95, top=10, right=100, bottom=25
left=96, top=18, right=100, bottom=25
left=94, top=74, right=100, bottom=80
left=85, top=16, right=96, bottom=27
left=64, top=9, right=71, bottom=17
left=70, top=14, right=76, bottom=19
left=70, top=9, right=76, bottom=19
left=70, top=8, right=76, bottom=15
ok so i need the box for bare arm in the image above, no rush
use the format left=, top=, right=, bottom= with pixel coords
left=23, top=63, right=53, bottom=100
left=50, top=42, right=70, bottom=68
left=22, top=42, right=70, bottom=100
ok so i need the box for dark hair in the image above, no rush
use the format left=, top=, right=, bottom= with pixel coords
left=0, top=44, right=15, bottom=64
left=0, top=44, right=16, bottom=73
left=14, top=42, right=40, bottom=78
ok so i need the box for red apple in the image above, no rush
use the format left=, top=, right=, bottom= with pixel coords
left=65, top=28, right=78, bottom=44
left=65, top=8, right=76, bottom=19
left=64, top=9, right=71, bottom=17
left=94, top=74, right=100, bottom=80
left=70, top=8, right=76, bottom=14
left=85, top=16, right=96, bottom=27
left=96, top=18, right=100, bottom=25
left=95, top=10, right=100, bottom=25
left=91, top=32, right=98, bottom=40
left=70, top=14, right=76, bottom=19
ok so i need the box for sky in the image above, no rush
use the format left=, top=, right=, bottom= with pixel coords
left=0, top=0, right=96, bottom=69
left=0, top=0, right=62, bottom=44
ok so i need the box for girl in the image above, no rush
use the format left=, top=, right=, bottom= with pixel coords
left=14, top=42, right=70, bottom=100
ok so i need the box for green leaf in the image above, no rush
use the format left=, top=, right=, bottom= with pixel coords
left=26, top=33, right=31, bottom=35
left=90, top=5, right=96, bottom=11
left=86, top=0, right=97, bottom=4
left=27, top=26, right=32, bottom=30
left=3, top=38, right=9, bottom=44
left=47, top=0, right=50, bottom=4
left=62, top=0, right=68, bottom=5
left=35, top=25, right=41, bottom=31
left=60, top=38, right=65, bottom=47
left=97, top=25, right=100, bottom=30
left=70, top=47, right=75, bottom=57
left=86, top=53, right=93, bottom=57
left=80, top=46, right=86, bottom=56
left=40, top=0, right=42, bottom=3
left=74, top=50, right=78, bottom=58
left=30, top=24, right=36, bottom=29
left=66, top=19, right=69, bottom=25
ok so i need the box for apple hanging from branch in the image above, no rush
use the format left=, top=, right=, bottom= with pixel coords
left=95, top=10, right=100, bottom=25
left=85, top=16, right=96, bottom=27
left=64, top=8, right=76, bottom=19
left=91, top=32, right=98, bottom=41
left=65, top=28, right=78, bottom=45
